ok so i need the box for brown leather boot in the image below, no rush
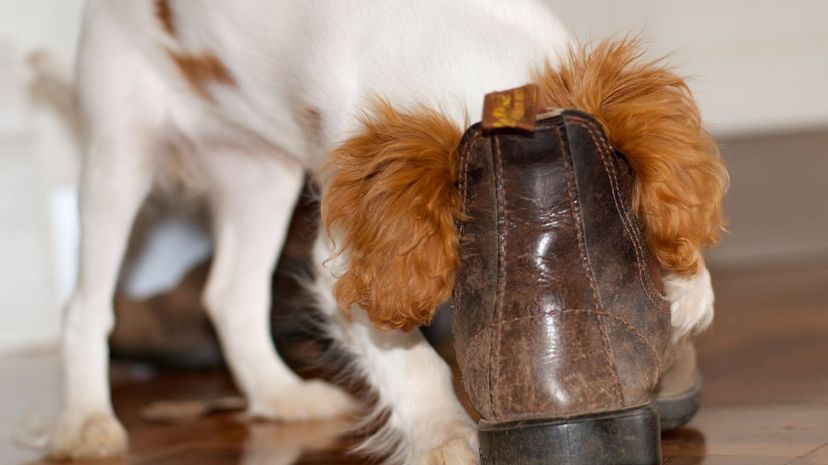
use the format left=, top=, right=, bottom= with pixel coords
left=453, top=110, right=671, bottom=465
left=656, top=339, right=702, bottom=432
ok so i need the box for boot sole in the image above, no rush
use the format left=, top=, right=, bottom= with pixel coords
left=657, top=379, right=702, bottom=431
left=478, top=403, right=661, bottom=465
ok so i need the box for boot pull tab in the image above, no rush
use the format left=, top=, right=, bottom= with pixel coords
left=481, top=84, right=544, bottom=132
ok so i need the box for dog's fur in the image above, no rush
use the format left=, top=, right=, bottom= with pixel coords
left=321, top=99, right=464, bottom=331
left=49, top=1, right=724, bottom=464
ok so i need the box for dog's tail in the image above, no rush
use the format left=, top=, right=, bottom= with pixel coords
left=26, top=49, right=82, bottom=144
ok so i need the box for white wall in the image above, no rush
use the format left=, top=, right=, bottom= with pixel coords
left=0, top=1, right=84, bottom=135
left=0, top=0, right=84, bottom=353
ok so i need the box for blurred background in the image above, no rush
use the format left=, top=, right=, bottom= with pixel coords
left=1, top=1, right=827, bottom=464
left=0, top=0, right=828, bottom=354
left=3, top=0, right=827, bottom=355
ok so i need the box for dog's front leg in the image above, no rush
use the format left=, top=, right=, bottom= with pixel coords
left=313, top=241, right=478, bottom=465
left=51, top=133, right=156, bottom=460
left=201, top=149, right=354, bottom=421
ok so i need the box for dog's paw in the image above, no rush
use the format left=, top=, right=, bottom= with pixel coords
left=664, top=266, right=715, bottom=341
left=49, top=412, right=127, bottom=460
left=248, top=379, right=357, bottom=421
left=412, top=421, right=479, bottom=465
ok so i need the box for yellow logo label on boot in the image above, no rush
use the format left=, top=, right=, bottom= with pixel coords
left=482, top=84, right=540, bottom=132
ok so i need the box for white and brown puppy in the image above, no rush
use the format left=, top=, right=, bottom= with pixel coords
left=53, top=1, right=726, bottom=464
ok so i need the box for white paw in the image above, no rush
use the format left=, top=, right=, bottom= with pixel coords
left=664, top=266, right=715, bottom=341
left=248, top=379, right=357, bottom=421
left=412, top=421, right=479, bottom=465
left=49, top=412, right=127, bottom=460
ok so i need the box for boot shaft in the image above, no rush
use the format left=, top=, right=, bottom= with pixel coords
left=453, top=110, right=670, bottom=422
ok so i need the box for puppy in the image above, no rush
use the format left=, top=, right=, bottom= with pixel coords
left=52, top=1, right=726, bottom=464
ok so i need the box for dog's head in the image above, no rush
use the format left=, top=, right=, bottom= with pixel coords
left=322, top=39, right=727, bottom=331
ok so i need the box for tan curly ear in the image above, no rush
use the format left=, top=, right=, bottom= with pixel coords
left=536, top=39, right=728, bottom=275
left=320, top=98, right=463, bottom=331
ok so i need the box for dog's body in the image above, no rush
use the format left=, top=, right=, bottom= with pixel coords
left=53, top=1, right=723, bottom=464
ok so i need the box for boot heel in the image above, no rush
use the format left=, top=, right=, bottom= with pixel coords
left=478, top=403, right=661, bottom=465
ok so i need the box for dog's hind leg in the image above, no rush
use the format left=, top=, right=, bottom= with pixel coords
left=200, top=148, right=354, bottom=421
left=50, top=125, right=158, bottom=460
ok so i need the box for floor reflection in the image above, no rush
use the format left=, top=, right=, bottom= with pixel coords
left=21, top=413, right=360, bottom=465
left=661, top=428, right=707, bottom=459
left=239, top=418, right=352, bottom=465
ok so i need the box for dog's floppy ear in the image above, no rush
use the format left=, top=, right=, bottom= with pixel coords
left=537, top=39, right=728, bottom=275
left=321, top=98, right=463, bottom=331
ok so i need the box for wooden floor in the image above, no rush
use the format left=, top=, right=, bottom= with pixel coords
left=3, top=266, right=828, bottom=465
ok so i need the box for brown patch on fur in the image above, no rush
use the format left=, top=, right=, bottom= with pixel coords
left=321, top=98, right=463, bottom=331
left=154, top=0, right=176, bottom=36
left=304, top=107, right=323, bottom=140
left=535, top=39, right=728, bottom=275
left=169, top=52, right=236, bottom=100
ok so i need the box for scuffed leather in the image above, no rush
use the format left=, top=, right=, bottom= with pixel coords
left=453, top=110, right=670, bottom=423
